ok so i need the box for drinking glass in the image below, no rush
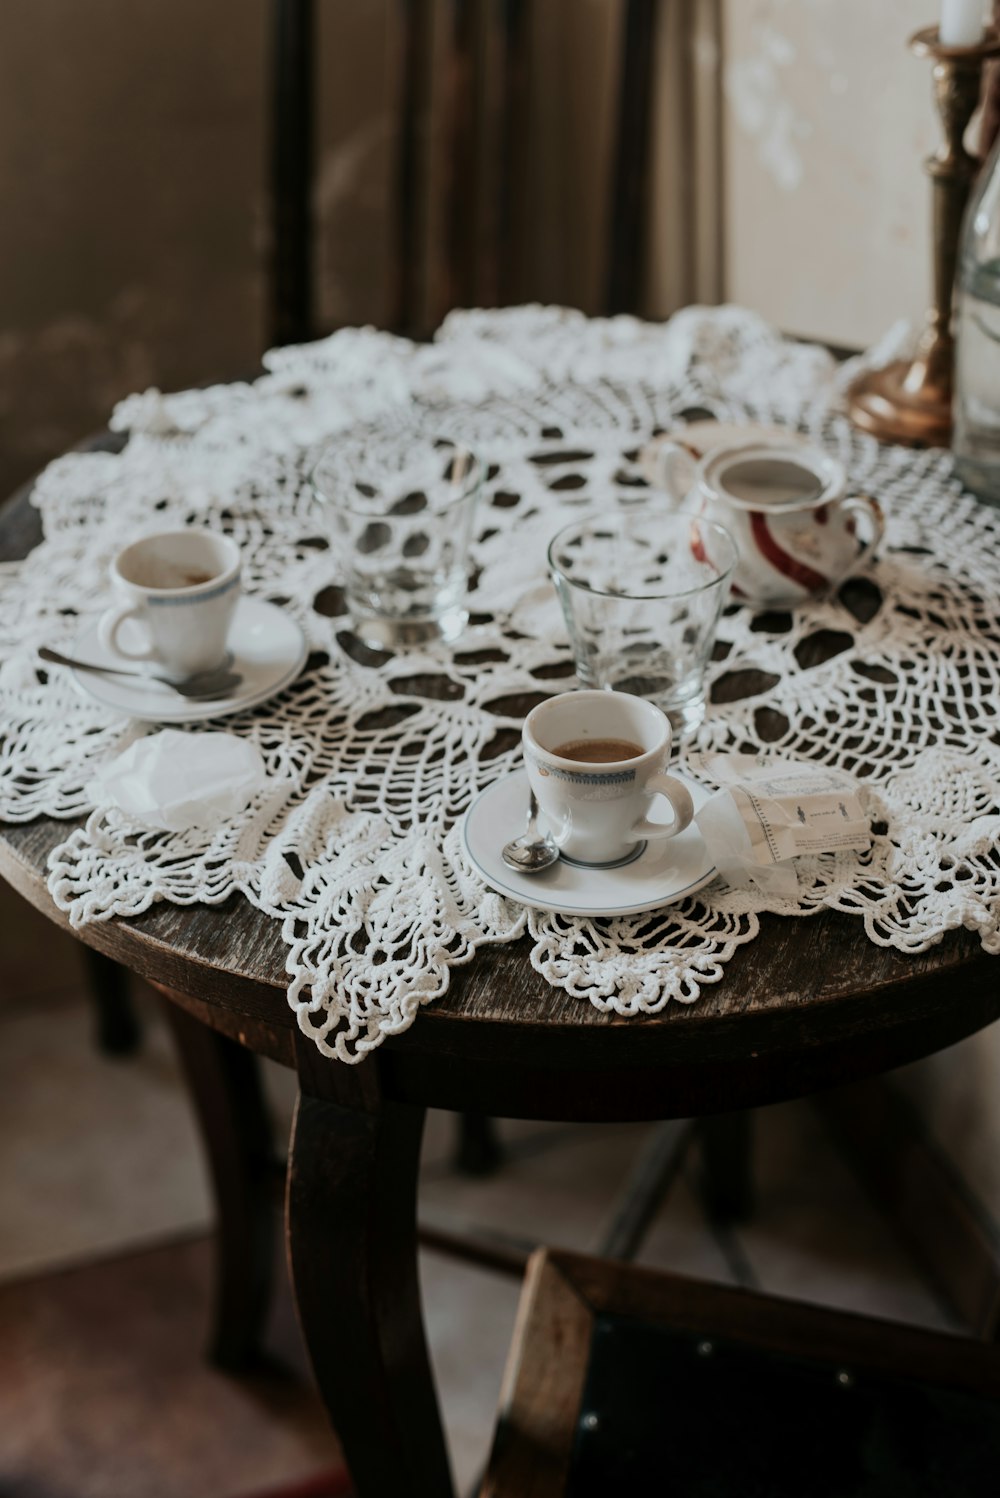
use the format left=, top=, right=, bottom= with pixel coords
left=548, top=510, right=738, bottom=735
left=312, top=425, right=484, bottom=649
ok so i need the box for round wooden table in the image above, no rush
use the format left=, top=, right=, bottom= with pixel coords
left=3, top=471, right=999, bottom=1498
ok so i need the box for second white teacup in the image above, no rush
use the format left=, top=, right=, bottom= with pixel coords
left=99, top=529, right=241, bottom=680
left=523, top=691, right=694, bottom=867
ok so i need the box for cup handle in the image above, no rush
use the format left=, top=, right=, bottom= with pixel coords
left=632, top=772, right=695, bottom=841
left=98, top=603, right=156, bottom=662
left=643, top=440, right=698, bottom=506
left=842, top=493, right=885, bottom=572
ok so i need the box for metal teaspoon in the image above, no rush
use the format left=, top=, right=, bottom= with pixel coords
left=501, top=786, right=560, bottom=873
left=39, top=646, right=243, bottom=700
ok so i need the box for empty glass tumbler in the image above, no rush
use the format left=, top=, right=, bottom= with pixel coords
left=312, top=426, right=483, bottom=649
left=548, top=511, right=737, bottom=734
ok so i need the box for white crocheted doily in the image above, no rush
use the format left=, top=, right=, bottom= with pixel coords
left=2, top=305, right=999, bottom=1060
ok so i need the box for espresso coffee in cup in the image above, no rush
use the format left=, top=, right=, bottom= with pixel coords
left=552, top=737, right=644, bottom=764
left=99, top=529, right=241, bottom=680
left=523, top=691, right=694, bottom=866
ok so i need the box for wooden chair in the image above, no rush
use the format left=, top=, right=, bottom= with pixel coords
left=483, top=1246, right=1000, bottom=1497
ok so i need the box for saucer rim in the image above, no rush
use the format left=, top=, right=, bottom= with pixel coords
left=69, top=596, right=309, bottom=723
left=462, top=768, right=718, bottom=917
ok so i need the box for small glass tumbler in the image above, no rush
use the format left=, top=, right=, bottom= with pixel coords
left=312, top=426, right=484, bottom=650
left=548, top=510, right=738, bottom=735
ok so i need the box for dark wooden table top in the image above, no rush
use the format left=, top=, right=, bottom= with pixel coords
left=2, top=451, right=998, bottom=1120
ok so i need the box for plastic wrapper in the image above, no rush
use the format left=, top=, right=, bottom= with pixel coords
left=691, top=754, right=871, bottom=896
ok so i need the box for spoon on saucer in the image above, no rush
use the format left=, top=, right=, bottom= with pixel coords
left=501, top=787, right=559, bottom=873
left=39, top=646, right=243, bottom=701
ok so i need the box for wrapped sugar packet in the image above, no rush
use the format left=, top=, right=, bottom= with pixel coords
left=691, top=754, right=871, bottom=896
left=88, top=729, right=266, bottom=832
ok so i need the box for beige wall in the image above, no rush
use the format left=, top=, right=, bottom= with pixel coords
left=0, top=0, right=266, bottom=496
left=722, top=0, right=937, bottom=347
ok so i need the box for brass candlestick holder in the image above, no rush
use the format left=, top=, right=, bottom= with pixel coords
left=848, top=25, right=1000, bottom=447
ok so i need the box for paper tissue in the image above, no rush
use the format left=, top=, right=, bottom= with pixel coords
left=89, top=730, right=267, bottom=832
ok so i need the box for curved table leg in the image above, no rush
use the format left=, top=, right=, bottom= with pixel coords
left=454, top=1110, right=503, bottom=1176
left=82, top=946, right=142, bottom=1056
left=162, top=997, right=278, bottom=1371
left=287, top=1042, right=454, bottom=1498
left=698, top=1110, right=755, bottom=1224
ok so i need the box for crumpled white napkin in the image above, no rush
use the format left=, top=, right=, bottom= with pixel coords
left=88, top=729, right=266, bottom=832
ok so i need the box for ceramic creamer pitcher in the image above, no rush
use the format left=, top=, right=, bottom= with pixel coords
left=644, top=439, right=884, bottom=609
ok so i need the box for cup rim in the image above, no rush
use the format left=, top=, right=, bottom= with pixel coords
left=523, top=689, right=670, bottom=771
left=547, top=512, right=738, bottom=602
left=310, top=437, right=484, bottom=520
left=701, top=442, right=844, bottom=513
left=112, top=528, right=241, bottom=596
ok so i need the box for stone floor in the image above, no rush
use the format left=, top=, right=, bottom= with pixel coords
left=1, top=1235, right=342, bottom=1498
left=1, top=875, right=996, bottom=1497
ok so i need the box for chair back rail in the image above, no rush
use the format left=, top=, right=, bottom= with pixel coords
left=483, top=1247, right=1000, bottom=1497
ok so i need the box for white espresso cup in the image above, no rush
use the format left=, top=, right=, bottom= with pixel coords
left=522, top=691, right=694, bottom=867
left=98, top=529, right=241, bottom=679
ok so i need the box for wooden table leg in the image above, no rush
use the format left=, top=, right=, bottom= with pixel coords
left=162, top=998, right=278, bottom=1371
left=288, top=1039, right=454, bottom=1498
left=454, top=1111, right=503, bottom=1176
left=698, top=1111, right=755, bottom=1224
left=82, top=946, right=142, bottom=1056
left=599, top=1118, right=694, bottom=1261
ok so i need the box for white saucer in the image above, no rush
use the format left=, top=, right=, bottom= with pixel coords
left=67, top=597, right=309, bottom=723
left=462, top=769, right=718, bottom=917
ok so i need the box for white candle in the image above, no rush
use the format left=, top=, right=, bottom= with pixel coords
left=940, top=0, right=985, bottom=46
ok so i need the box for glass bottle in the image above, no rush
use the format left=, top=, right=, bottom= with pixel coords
left=953, top=132, right=1000, bottom=506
